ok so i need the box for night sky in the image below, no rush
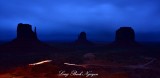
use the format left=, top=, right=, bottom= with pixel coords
left=0, top=0, right=160, bottom=42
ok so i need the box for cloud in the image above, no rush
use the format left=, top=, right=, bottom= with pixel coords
left=0, top=0, right=160, bottom=41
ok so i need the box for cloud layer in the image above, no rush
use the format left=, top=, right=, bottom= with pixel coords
left=0, top=0, right=160, bottom=41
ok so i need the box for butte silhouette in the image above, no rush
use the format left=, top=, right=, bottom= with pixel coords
left=110, top=27, right=139, bottom=47
left=0, top=23, right=59, bottom=70
left=16, top=23, right=38, bottom=41
left=116, top=27, right=135, bottom=43
left=0, top=23, right=57, bottom=54
left=74, top=32, right=93, bottom=46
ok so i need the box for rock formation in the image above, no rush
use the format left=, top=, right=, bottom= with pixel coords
left=78, top=32, right=87, bottom=41
left=16, top=23, right=38, bottom=41
left=1, top=23, right=56, bottom=53
left=115, top=27, right=135, bottom=43
left=108, top=27, right=140, bottom=47
left=0, top=23, right=58, bottom=70
left=75, top=32, right=93, bottom=46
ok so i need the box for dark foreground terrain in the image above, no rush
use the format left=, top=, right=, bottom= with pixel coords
left=0, top=41, right=160, bottom=78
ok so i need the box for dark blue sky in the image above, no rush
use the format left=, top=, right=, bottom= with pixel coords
left=0, top=0, right=160, bottom=42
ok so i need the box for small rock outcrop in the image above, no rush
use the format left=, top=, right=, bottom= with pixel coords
left=16, top=23, right=38, bottom=41
left=75, top=32, right=93, bottom=46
